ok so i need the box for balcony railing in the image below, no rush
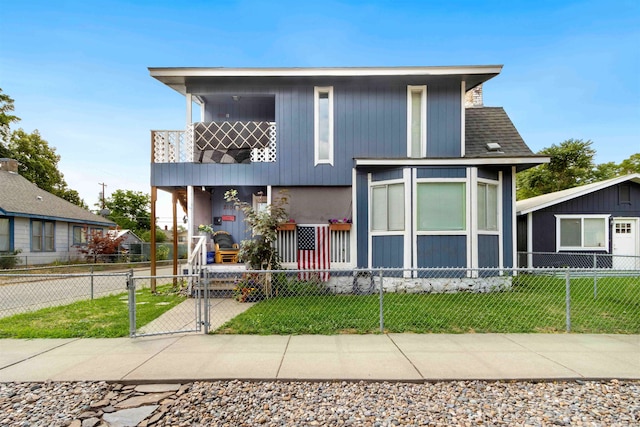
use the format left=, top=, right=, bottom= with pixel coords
left=276, top=228, right=352, bottom=266
left=152, top=121, right=276, bottom=164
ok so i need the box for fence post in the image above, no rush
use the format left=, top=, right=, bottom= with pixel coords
left=90, top=265, right=94, bottom=300
left=565, top=270, right=571, bottom=332
left=127, top=269, right=136, bottom=337
left=379, top=269, right=384, bottom=333
left=203, top=270, right=209, bottom=334
left=593, top=253, right=598, bottom=299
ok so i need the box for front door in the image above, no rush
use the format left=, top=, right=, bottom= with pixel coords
left=612, top=218, right=639, bottom=269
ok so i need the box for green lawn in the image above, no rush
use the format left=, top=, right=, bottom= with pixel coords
left=0, top=285, right=185, bottom=338
left=215, top=274, right=640, bottom=334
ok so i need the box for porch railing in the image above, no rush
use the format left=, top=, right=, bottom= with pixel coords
left=276, top=228, right=352, bottom=265
left=152, top=121, right=277, bottom=164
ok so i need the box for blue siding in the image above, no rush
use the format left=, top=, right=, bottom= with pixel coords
left=427, top=80, right=462, bottom=157
left=372, top=169, right=403, bottom=181
left=478, top=168, right=499, bottom=180
left=416, top=235, right=466, bottom=268
left=153, top=78, right=465, bottom=187
left=478, top=234, right=499, bottom=268
left=356, top=171, right=369, bottom=267
left=372, top=235, right=404, bottom=268
left=416, top=167, right=466, bottom=179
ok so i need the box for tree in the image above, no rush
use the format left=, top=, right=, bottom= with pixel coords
left=0, top=88, right=20, bottom=146
left=618, top=153, right=640, bottom=175
left=78, top=231, right=126, bottom=263
left=224, top=189, right=290, bottom=270
left=104, top=190, right=151, bottom=234
left=517, top=139, right=597, bottom=199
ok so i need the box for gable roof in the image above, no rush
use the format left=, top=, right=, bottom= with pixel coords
left=516, top=173, right=640, bottom=215
left=0, top=170, right=115, bottom=226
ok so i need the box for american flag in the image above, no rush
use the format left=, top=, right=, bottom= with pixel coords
left=297, top=225, right=330, bottom=281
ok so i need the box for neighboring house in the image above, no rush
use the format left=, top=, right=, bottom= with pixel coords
left=516, top=174, right=640, bottom=269
left=107, top=229, right=143, bottom=252
left=0, top=158, right=115, bottom=265
left=147, top=66, right=547, bottom=279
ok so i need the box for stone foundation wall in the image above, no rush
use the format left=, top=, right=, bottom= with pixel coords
left=324, top=274, right=513, bottom=294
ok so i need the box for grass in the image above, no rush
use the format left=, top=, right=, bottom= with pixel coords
left=0, top=284, right=186, bottom=338
left=215, top=274, right=640, bottom=334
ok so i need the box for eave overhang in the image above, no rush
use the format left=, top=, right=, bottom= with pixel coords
left=354, top=156, right=550, bottom=172
left=149, top=65, right=503, bottom=96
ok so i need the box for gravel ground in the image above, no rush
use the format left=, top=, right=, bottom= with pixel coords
left=1, top=379, right=638, bottom=426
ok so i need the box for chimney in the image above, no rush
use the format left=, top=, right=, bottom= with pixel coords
left=0, top=158, right=19, bottom=173
left=464, top=84, right=483, bottom=108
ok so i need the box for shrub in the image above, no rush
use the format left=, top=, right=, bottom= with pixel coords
left=0, top=249, right=22, bottom=269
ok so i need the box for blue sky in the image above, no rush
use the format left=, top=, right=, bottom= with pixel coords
left=1, top=0, right=638, bottom=225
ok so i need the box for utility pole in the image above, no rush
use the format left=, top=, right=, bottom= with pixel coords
left=98, top=182, right=107, bottom=209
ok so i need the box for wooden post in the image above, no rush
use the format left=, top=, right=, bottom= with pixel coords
left=172, top=191, right=178, bottom=286
left=150, top=186, right=157, bottom=292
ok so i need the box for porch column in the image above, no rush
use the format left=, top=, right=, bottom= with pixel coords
left=187, top=185, right=194, bottom=257
left=172, top=191, right=178, bottom=284
left=150, top=186, right=157, bottom=292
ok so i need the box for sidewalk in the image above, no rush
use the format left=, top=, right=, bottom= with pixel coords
left=1, top=334, right=638, bottom=383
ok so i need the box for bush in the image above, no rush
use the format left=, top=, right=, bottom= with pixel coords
left=0, top=249, right=22, bottom=269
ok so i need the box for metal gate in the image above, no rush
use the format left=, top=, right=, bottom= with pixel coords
left=128, top=271, right=205, bottom=337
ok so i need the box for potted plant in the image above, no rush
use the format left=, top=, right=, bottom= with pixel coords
left=198, top=224, right=214, bottom=235
left=328, top=218, right=352, bottom=231
left=277, top=218, right=296, bottom=231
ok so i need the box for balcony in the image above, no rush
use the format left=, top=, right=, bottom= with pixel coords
left=152, top=121, right=277, bottom=164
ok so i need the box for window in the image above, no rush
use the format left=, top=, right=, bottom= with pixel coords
left=417, top=182, right=466, bottom=231
left=619, top=184, right=631, bottom=204
left=253, top=194, right=268, bottom=213
left=32, top=220, right=55, bottom=252
left=73, top=226, right=87, bottom=245
left=314, top=86, right=333, bottom=165
left=556, top=215, right=609, bottom=251
left=477, top=182, right=498, bottom=231
left=371, top=183, right=404, bottom=231
left=0, top=218, right=10, bottom=252
left=407, top=85, right=426, bottom=158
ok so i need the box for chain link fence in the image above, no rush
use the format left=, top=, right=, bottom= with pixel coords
left=518, top=251, right=640, bottom=270
left=1, top=260, right=638, bottom=336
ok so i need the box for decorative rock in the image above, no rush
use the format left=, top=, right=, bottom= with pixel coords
left=114, top=392, right=173, bottom=409
left=102, top=406, right=159, bottom=427
left=134, top=384, right=181, bottom=393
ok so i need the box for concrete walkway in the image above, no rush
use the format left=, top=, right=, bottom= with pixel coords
left=0, top=334, right=638, bottom=383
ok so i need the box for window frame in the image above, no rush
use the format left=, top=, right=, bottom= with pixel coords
left=314, top=86, right=334, bottom=166
left=370, top=180, right=405, bottom=233
left=0, top=217, right=12, bottom=252
left=407, top=85, right=427, bottom=158
left=415, top=179, right=467, bottom=234
left=555, top=214, right=610, bottom=252
left=73, top=226, right=88, bottom=246
left=31, top=219, right=56, bottom=252
left=477, top=180, right=499, bottom=233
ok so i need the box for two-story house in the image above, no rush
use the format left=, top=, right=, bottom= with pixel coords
left=148, top=66, right=547, bottom=283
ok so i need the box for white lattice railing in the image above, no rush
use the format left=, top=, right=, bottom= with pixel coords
left=152, top=121, right=276, bottom=163
left=276, top=228, right=352, bottom=265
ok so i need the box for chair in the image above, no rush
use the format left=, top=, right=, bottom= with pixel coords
left=213, top=231, right=240, bottom=264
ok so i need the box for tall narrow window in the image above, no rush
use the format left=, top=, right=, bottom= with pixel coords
left=314, top=86, right=333, bottom=165
left=477, top=182, right=498, bottom=231
left=371, top=183, right=405, bottom=231
left=407, top=85, right=426, bottom=158
left=0, top=218, right=10, bottom=251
